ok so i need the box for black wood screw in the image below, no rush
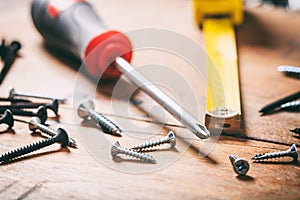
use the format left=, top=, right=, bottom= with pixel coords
left=0, top=128, right=69, bottom=163
left=0, top=41, right=21, bottom=84
left=0, top=106, right=47, bottom=124
left=0, top=99, right=59, bottom=115
left=29, top=117, right=77, bottom=148
left=0, top=97, right=31, bottom=103
left=0, top=39, right=6, bottom=59
left=9, top=88, right=66, bottom=104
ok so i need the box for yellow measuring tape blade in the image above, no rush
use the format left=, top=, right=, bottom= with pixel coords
left=203, top=18, right=241, bottom=133
left=193, top=0, right=243, bottom=134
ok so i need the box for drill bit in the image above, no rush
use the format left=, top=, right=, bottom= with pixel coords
left=115, top=57, right=210, bottom=139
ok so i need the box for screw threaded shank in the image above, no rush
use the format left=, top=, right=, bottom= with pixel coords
left=278, top=65, right=300, bottom=78
left=280, top=101, right=300, bottom=111
left=0, top=137, right=57, bottom=162
left=9, top=88, right=66, bottom=103
left=37, top=123, right=57, bottom=136
left=132, top=138, right=166, bottom=150
left=29, top=117, right=77, bottom=148
left=0, top=128, right=68, bottom=163
left=91, top=112, right=122, bottom=136
left=229, top=154, right=237, bottom=165
left=77, top=100, right=121, bottom=136
left=111, top=141, right=156, bottom=163
left=121, top=148, right=155, bottom=163
left=3, top=100, right=59, bottom=114
left=37, top=125, right=76, bottom=148
left=252, top=144, right=298, bottom=161
left=131, top=131, right=176, bottom=150
left=0, top=97, right=31, bottom=103
left=7, top=106, right=47, bottom=123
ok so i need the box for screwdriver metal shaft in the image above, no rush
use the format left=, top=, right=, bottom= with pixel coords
left=115, top=57, right=210, bottom=139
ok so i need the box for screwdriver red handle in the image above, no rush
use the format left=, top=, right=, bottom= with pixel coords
left=31, top=0, right=132, bottom=81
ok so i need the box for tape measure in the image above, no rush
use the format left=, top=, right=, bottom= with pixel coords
left=194, top=0, right=243, bottom=134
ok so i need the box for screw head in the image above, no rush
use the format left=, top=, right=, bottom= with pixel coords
left=289, top=144, right=298, bottom=161
left=77, top=100, right=95, bottom=119
left=167, top=131, right=176, bottom=147
left=0, top=109, right=14, bottom=128
left=28, top=117, right=41, bottom=131
left=10, top=41, right=21, bottom=52
left=36, top=106, right=47, bottom=124
left=233, top=158, right=249, bottom=176
left=49, top=99, right=59, bottom=114
left=111, top=141, right=121, bottom=156
left=56, top=128, right=69, bottom=147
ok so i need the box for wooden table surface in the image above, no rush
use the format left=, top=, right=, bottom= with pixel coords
left=0, top=0, right=299, bottom=199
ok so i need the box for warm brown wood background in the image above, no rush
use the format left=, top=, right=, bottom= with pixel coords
left=0, top=0, right=299, bottom=199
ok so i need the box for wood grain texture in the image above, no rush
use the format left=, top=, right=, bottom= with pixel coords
left=0, top=1, right=299, bottom=199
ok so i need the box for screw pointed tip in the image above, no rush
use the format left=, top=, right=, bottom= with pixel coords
left=69, top=142, right=78, bottom=148
left=67, top=137, right=78, bottom=148
left=57, top=98, right=67, bottom=104
left=290, top=144, right=298, bottom=153
left=290, top=129, right=297, bottom=133
left=113, top=130, right=122, bottom=137
left=151, top=159, right=157, bottom=164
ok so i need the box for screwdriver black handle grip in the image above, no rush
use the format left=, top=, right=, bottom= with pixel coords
left=31, top=0, right=132, bottom=81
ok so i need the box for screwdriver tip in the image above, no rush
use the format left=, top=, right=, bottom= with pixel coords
left=194, top=123, right=210, bottom=139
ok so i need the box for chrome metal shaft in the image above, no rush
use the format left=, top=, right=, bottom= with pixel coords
left=115, top=57, right=209, bottom=139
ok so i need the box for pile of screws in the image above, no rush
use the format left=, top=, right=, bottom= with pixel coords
left=76, top=99, right=177, bottom=163
left=0, top=88, right=76, bottom=164
left=0, top=88, right=62, bottom=122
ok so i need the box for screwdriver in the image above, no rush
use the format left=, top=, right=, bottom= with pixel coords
left=31, top=0, right=209, bottom=139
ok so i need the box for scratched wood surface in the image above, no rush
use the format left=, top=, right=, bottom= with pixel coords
left=0, top=0, right=299, bottom=199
